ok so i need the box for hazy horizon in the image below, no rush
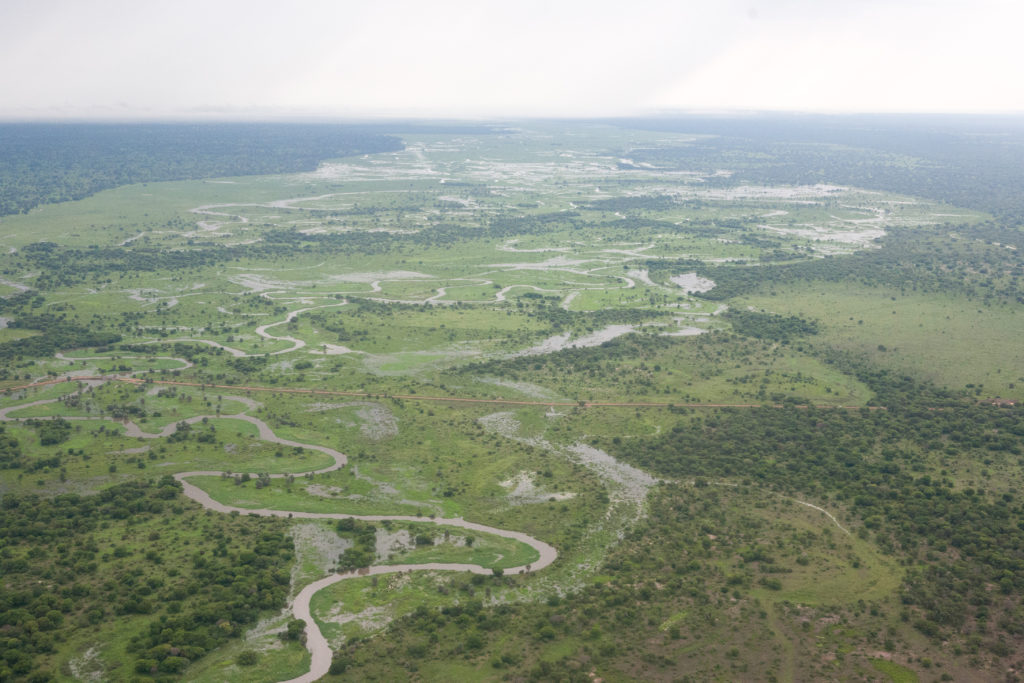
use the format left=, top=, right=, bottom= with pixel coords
left=2, top=0, right=1024, bottom=121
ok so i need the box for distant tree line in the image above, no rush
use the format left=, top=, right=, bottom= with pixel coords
left=690, top=222, right=1024, bottom=305
left=0, top=123, right=404, bottom=216
left=616, top=114, right=1024, bottom=221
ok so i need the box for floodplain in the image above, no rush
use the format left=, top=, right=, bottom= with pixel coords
left=1, top=120, right=1022, bottom=682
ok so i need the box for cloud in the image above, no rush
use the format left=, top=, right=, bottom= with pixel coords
left=646, top=0, right=1024, bottom=113
left=0, top=0, right=1022, bottom=118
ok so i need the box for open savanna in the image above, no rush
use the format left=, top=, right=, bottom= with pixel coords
left=452, top=332, right=873, bottom=407
left=743, top=283, right=1024, bottom=401
left=1, top=120, right=1020, bottom=683
left=317, top=482, right=920, bottom=682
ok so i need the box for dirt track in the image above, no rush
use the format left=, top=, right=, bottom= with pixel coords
left=0, top=385, right=556, bottom=683
left=2, top=374, right=886, bottom=410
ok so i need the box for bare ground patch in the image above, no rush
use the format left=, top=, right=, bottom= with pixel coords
left=500, top=471, right=577, bottom=505
left=307, top=401, right=398, bottom=440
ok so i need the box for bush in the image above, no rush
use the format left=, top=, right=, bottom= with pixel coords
left=284, top=619, right=305, bottom=641
left=134, top=659, right=157, bottom=674
left=159, top=656, right=189, bottom=673
left=329, top=654, right=348, bottom=675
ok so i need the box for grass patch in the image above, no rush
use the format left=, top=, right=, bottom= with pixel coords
left=871, top=659, right=919, bottom=683
left=187, top=474, right=427, bottom=516
left=744, top=283, right=1024, bottom=400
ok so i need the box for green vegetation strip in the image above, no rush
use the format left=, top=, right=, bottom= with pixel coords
left=4, top=376, right=890, bottom=410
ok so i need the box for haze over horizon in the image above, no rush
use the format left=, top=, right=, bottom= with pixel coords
left=2, top=0, right=1023, bottom=121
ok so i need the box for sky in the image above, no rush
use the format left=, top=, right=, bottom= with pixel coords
left=1, top=0, right=1023, bottom=120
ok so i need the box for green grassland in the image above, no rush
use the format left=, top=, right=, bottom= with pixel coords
left=743, top=283, right=1024, bottom=400
left=450, top=332, right=874, bottom=406
left=191, top=474, right=427, bottom=517
left=872, top=659, right=920, bottom=683
left=1, top=380, right=81, bottom=405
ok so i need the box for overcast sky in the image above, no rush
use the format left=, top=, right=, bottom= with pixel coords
left=2, top=0, right=1022, bottom=120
